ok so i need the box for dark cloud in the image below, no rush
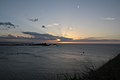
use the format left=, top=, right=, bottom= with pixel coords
left=0, top=22, right=18, bottom=30
left=22, top=32, right=73, bottom=41
left=0, top=22, right=15, bottom=26
left=42, top=25, right=46, bottom=28
left=0, top=32, right=73, bottom=43
left=29, top=18, right=38, bottom=22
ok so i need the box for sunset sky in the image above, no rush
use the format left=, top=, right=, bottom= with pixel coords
left=0, top=0, right=120, bottom=43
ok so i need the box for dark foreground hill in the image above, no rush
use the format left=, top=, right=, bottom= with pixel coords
left=94, top=53, right=120, bottom=80
left=62, top=54, right=120, bottom=80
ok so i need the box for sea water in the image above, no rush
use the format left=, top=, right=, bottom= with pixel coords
left=0, top=44, right=120, bottom=80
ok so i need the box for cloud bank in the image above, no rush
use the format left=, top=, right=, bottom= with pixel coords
left=22, top=32, right=73, bottom=41
left=0, top=32, right=120, bottom=44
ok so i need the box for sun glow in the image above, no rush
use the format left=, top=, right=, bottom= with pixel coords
left=56, top=38, right=61, bottom=42
left=63, top=32, right=80, bottom=40
left=47, top=29, right=82, bottom=40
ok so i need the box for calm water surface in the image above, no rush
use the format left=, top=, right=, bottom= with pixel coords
left=0, top=44, right=120, bottom=80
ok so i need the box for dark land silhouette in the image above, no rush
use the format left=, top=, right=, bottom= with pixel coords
left=61, top=53, right=120, bottom=80
left=0, top=42, right=58, bottom=46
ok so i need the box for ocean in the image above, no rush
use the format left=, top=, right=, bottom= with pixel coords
left=0, top=44, right=120, bottom=80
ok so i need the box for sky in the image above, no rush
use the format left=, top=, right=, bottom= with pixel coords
left=0, top=0, right=120, bottom=43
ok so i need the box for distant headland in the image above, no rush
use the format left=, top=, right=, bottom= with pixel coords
left=0, top=42, right=58, bottom=46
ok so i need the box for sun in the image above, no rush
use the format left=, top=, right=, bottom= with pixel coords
left=56, top=38, right=61, bottom=42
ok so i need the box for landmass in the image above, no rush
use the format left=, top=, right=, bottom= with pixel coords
left=63, top=53, right=120, bottom=80
left=0, top=42, right=58, bottom=46
left=93, top=53, right=120, bottom=80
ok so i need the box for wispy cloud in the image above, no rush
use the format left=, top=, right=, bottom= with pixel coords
left=102, top=17, right=116, bottom=21
left=47, top=23, right=60, bottom=27
left=53, top=23, right=60, bottom=26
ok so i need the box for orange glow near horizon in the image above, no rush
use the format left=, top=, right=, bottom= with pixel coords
left=62, top=31, right=81, bottom=40
left=57, top=41, right=120, bottom=44
left=48, top=29, right=81, bottom=40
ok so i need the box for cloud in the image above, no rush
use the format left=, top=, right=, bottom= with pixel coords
left=0, top=32, right=72, bottom=42
left=47, top=25, right=52, bottom=27
left=0, top=33, right=33, bottom=39
left=22, top=32, right=56, bottom=40
left=22, top=32, right=72, bottom=41
left=53, top=23, right=60, bottom=26
left=0, top=22, right=18, bottom=30
left=0, top=34, right=16, bottom=39
left=0, top=22, right=15, bottom=26
left=0, top=32, right=120, bottom=44
left=47, top=23, right=60, bottom=27
left=28, top=18, right=38, bottom=22
left=102, top=17, right=116, bottom=21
